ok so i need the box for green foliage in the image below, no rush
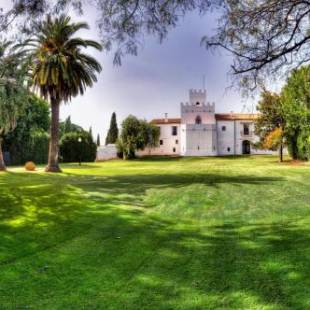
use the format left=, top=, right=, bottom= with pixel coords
left=119, top=115, right=160, bottom=159
left=59, top=131, right=97, bottom=163
left=281, top=65, right=310, bottom=160
left=105, top=112, right=118, bottom=145
left=59, top=116, right=83, bottom=137
left=96, top=133, right=100, bottom=146
left=3, top=95, right=50, bottom=165
left=27, top=14, right=103, bottom=102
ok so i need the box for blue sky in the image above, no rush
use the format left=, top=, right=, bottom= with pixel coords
left=3, top=1, right=258, bottom=141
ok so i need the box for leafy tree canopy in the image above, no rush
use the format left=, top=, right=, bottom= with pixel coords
left=118, top=115, right=159, bottom=159
left=3, top=0, right=309, bottom=89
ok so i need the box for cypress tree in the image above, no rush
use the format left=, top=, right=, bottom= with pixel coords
left=105, top=112, right=119, bottom=145
left=96, top=134, right=101, bottom=146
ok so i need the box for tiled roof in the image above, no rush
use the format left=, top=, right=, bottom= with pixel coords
left=151, top=118, right=181, bottom=124
left=151, top=114, right=258, bottom=124
left=215, top=113, right=258, bottom=120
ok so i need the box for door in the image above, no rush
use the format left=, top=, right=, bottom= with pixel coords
left=242, top=140, right=251, bottom=154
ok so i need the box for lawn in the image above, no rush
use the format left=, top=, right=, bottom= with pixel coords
left=0, top=156, right=309, bottom=309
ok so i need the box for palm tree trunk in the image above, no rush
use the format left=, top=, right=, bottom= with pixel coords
left=46, top=98, right=62, bottom=172
left=0, top=138, right=6, bottom=171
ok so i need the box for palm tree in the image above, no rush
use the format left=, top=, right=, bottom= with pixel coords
left=26, top=14, right=102, bottom=172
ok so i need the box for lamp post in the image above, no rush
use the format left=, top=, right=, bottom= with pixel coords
left=78, top=137, right=82, bottom=166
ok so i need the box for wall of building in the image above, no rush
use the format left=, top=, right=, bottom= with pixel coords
left=181, top=124, right=217, bottom=156
left=138, top=123, right=181, bottom=156
left=217, top=121, right=237, bottom=155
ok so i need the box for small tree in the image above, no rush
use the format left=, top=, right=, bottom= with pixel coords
left=105, top=112, right=118, bottom=145
left=255, top=90, right=285, bottom=162
left=119, top=115, right=160, bottom=159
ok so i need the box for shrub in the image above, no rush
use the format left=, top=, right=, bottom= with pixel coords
left=60, top=131, right=97, bottom=163
left=25, top=161, right=36, bottom=171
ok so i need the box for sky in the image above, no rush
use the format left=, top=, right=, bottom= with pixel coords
left=3, top=1, right=258, bottom=142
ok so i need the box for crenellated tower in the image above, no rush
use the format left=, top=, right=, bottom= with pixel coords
left=181, top=89, right=215, bottom=124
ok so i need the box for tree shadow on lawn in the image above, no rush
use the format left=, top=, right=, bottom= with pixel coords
left=1, top=172, right=308, bottom=308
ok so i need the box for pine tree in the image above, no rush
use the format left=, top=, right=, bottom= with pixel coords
left=96, top=134, right=101, bottom=146
left=105, top=112, right=118, bottom=145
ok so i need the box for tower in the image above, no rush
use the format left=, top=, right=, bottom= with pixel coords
left=189, top=89, right=207, bottom=106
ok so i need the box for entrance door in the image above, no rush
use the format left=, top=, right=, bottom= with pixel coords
left=242, top=140, right=251, bottom=154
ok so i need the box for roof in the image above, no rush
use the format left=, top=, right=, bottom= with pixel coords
left=215, top=113, right=258, bottom=121
left=151, top=114, right=258, bottom=124
left=151, top=118, right=181, bottom=124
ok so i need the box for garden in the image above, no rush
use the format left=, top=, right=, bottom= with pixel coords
left=0, top=156, right=309, bottom=309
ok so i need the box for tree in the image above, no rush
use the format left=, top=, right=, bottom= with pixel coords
left=25, top=14, right=102, bottom=172
left=255, top=90, right=285, bottom=162
left=60, top=131, right=97, bottom=163
left=204, top=1, right=310, bottom=89
left=3, top=1, right=310, bottom=86
left=3, top=94, right=50, bottom=165
left=118, top=115, right=159, bottom=159
left=89, top=126, right=93, bottom=142
left=59, top=116, right=83, bottom=137
left=0, top=40, right=28, bottom=171
left=96, top=134, right=101, bottom=147
left=105, top=112, right=118, bottom=145
left=281, top=65, right=310, bottom=160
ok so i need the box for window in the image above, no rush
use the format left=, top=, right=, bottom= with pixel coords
left=227, top=147, right=231, bottom=152
left=175, top=139, right=178, bottom=144
left=195, top=115, right=202, bottom=124
left=173, top=147, right=176, bottom=153
left=243, top=124, right=250, bottom=135
left=160, top=140, right=163, bottom=145
left=222, top=126, right=226, bottom=131
left=196, top=101, right=200, bottom=105
left=197, top=146, right=200, bottom=150
left=172, top=126, right=178, bottom=136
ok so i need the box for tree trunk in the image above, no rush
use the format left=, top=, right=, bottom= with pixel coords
left=45, top=98, right=62, bottom=172
left=279, top=143, right=283, bottom=162
left=0, top=138, right=6, bottom=171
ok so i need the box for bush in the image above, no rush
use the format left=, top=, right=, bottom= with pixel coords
left=60, top=131, right=97, bottom=163
left=25, top=161, right=36, bottom=171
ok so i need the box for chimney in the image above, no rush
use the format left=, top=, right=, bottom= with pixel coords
left=164, top=113, right=168, bottom=123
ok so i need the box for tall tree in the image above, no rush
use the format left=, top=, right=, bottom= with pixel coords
left=25, top=14, right=102, bottom=172
left=105, top=112, right=118, bottom=145
left=255, top=90, right=285, bottom=162
left=89, top=126, right=93, bottom=142
left=281, top=65, right=310, bottom=160
left=96, top=133, right=100, bottom=147
left=0, top=40, right=28, bottom=171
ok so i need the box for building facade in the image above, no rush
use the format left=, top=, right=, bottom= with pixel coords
left=140, top=89, right=271, bottom=157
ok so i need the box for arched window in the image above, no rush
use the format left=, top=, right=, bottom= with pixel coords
left=195, top=115, right=202, bottom=124
left=196, top=101, right=200, bottom=106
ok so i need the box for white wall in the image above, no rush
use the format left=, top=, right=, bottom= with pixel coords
left=138, top=123, right=181, bottom=156
left=217, top=121, right=236, bottom=155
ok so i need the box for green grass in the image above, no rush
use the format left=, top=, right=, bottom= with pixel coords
left=0, top=155, right=310, bottom=309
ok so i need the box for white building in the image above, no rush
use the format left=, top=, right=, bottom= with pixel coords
left=140, top=89, right=271, bottom=157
